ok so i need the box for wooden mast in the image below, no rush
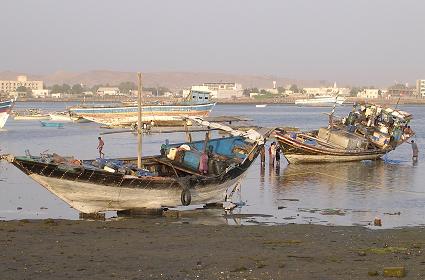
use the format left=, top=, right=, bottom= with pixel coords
left=137, top=72, right=143, bottom=168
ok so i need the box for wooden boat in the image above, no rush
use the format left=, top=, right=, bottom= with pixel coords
left=69, top=91, right=215, bottom=127
left=0, top=99, right=14, bottom=128
left=275, top=103, right=414, bottom=163
left=1, top=122, right=268, bottom=213
left=49, top=111, right=91, bottom=123
left=40, top=121, right=65, bottom=128
left=14, top=108, right=50, bottom=120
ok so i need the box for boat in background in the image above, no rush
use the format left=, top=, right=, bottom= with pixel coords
left=49, top=111, right=91, bottom=123
left=49, top=112, right=73, bottom=122
left=295, top=95, right=346, bottom=106
left=275, top=103, right=414, bottom=163
left=256, top=104, right=267, bottom=108
left=0, top=99, right=15, bottom=129
left=40, top=121, right=65, bottom=128
left=14, top=108, right=50, bottom=120
left=69, top=91, right=216, bottom=127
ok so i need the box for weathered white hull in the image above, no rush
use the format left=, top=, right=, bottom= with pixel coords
left=70, top=103, right=216, bottom=126
left=29, top=173, right=242, bottom=213
left=285, top=153, right=384, bottom=164
left=49, top=114, right=73, bottom=122
left=0, top=112, right=9, bottom=128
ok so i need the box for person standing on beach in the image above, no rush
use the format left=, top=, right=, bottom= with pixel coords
left=409, top=140, right=418, bottom=161
left=97, top=137, right=105, bottom=158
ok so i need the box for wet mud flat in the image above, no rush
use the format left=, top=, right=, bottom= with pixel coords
left=1, top=218, right=425, bottom=279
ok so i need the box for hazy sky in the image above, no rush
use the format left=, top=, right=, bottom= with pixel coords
left=1, top=0, right=424, bottom=85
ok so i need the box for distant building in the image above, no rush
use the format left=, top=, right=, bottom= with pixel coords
left=357, top=89, right=381, bottom=99
left=184, top=83, right=243, bottom=99
left=96, top=87, right=121, bottom=96
left=82, top=91, right=94, bottom=96
left=32, top=89, right=50, bottom=98
left=303, top=83, right=350, bottom=96
left=0, top=75, right=43, bottom=93
left=51, top=92, right=63, bottom=99
left=387, top=84, right=415, bottom=97
left=416, top=80, right=425, bottom=98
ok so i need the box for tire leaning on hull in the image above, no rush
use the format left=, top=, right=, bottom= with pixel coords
left=180, top=188, right=191, bottom=206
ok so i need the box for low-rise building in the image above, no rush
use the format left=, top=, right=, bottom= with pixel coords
left=202, top=82, right=243, bottom=99
left=96, top=87, right=121, bottom=96
left=357, top=89, right=381, bottom=99
left=32, top=89, right=50, bottom=98
left=416, top=80, right=425, bottom=98
left=51, top=93, right=63, bottom=99
left=0, top=75, right=43, bottom=93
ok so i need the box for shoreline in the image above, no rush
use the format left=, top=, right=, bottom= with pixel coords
left=12, top=97, right=425, bottom=106
left=1, top=217, right=424, bottom=279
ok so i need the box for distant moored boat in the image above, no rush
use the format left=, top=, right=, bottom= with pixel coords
left=295, top=95, right=346, bottom=107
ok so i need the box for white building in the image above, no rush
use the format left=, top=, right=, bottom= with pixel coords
left=0, top=75, right=43, bottom=93
left=416, top=80, right=425, bottom=97
left=51, top=93, right=63, bottom=99
left=357, top=89, right=382, bottom=99
left=32, top=89, right=50, bottom=98
left=96, top=87, right=121, bottom=96
left=183, top=82, right=243, bottom=99
left=303, top=82, right=350, bottom=97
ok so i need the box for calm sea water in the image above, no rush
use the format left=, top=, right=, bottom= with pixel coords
left=0, top=102, right=424, bottom=228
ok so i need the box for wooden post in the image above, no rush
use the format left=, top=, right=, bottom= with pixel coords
left=137, top=72, right=143, bottom=168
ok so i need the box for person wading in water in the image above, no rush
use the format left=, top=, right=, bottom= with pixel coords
left=97, top=137, right=105, bottom=158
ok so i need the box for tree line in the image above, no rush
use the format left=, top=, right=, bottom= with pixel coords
left=16, top=82, right=170, bottom=95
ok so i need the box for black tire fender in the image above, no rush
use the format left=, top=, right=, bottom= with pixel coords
left=181, top=188, right=191, bottom=206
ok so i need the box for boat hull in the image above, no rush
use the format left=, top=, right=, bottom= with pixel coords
left=0, top=100, right=14, bottom=128
left=26, top=171, right=242, bottom=213
left=276, top=133, right=387, bottom=164
left=284, top=153, right=384, bottom=163
left=49, top=114, right=73, bottom=122
left=295, top=97, right=346, bottom=106
left=14, top=115, right=50, bottom=120
left=69, top=103, right=216, bottom=126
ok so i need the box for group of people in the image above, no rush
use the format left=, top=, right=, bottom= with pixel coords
left=260, top=142, right=281, bottom=166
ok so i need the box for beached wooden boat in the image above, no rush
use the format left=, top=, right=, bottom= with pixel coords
left=0, top=99, right=14, bottom=128
left=275, top=103, right=414, bottom=163
left=69, top=91, right=215, bottom=127
left=49, top=111, right=91, bottom=123
left=1, top=124, right=268, bottom=213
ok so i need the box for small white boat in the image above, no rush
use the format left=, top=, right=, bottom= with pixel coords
left=295, top=95, right=346, bottom=106
left=256, top=104, right=267, bottom=108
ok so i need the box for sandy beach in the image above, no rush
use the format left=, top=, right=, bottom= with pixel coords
left=1, top=216, right=424, bottom=280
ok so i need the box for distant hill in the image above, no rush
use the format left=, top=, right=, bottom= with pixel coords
left=0, top=70, right=330, bottom=89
